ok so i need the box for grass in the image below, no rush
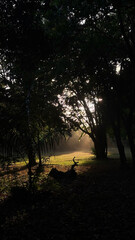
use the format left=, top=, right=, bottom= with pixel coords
left=0, top=149, right=130, bottom=204
left=49, top=151, right=94, bottom=165
left=0, top=151, right=94, bottom=199
left=0, top=150, right=121, bottom=169
left=0, top=152, right=135, bottom=240
left=0, top=151, right=122, bottom=200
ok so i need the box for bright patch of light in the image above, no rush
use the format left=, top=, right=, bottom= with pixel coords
left=116, top=64, right=121, bottom=74
left=79, top=19, right=86, bottom=25
left=95, top=97, right=103, bottom=103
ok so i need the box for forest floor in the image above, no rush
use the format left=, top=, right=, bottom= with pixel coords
left=0, top=152, right=135, bottom=240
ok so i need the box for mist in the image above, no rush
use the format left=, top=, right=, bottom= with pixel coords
left=54, top=131, right=93, bottom=154
left=54, top=131, right=130, bottom=157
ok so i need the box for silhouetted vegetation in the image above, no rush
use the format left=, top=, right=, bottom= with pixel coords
left=0, top=0, right=135, bottom=239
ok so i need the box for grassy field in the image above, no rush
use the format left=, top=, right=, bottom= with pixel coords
left=49, top=151, right=94, bottom=165
left=0, top=151, right=93, bottom=199
left=0, top=151, right=122, bottom=201
left=0, top=151, right=135, bottom=240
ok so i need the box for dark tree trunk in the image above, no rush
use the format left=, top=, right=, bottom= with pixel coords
left=37, top=134, right=42, bottom=166
left=93, top=129, right=108, bottom=160
left=125, top=124, right=135, bottom=164
left=94, top=140, right=107, bottom=160
left=25, top=89, right=36, bottom=187
left=28, top=161, right=32, bottom=190
left=27, top=138, right=36, bottom=189
left=112, top=123, right=127, bottom=166
left=27, top=140, right=36, bottom=166
left=26, top=133, right=36, bottom=190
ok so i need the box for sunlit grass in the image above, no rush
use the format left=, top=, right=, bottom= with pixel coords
left=8, top=152, right=94, bottom=166
left=49, top=151, right=94, bottom=166
left=15, top=161, right=28, bottom=166
left=49, top=151, right=121, bottom=166
left=0, top=150, right=130, bottom=202
left=11, top=151, right=121, bottom=167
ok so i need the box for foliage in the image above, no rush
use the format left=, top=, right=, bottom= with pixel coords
left=1, top=1, right=135, bottom=238
left=46, top=0, right=135, bottom=163
left=0, top=0, right=71, bottom=177
left=0, top=0, right=135, bottom=175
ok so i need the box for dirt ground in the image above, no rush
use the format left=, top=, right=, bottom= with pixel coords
left=0, top=159, right=135, bottom=240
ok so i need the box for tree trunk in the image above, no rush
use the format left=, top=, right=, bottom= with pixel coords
left=126, top=124, right=135, bottom=165
left=94, top=141, right=107, bottom=160
left=27, top=139, right=36, bottom=166
left=112, top=123, right=127, bottom=166
left=28, top=149, right=36, bottom=166
left=37, top=134, right=42, bottom=166
left=93, top=129, right=108, bottom=160
left=28, top=161, right=32, bottom=190
left=27, top=137, right=36, bottom=189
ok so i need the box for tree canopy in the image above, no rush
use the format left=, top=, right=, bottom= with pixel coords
left=0, top=0, right=135, bottom=179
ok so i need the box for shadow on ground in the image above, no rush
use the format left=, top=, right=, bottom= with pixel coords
left=0, top=165, right=135, bottom=240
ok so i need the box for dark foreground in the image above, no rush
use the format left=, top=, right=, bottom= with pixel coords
left=0, top=164, right=135, bottom=240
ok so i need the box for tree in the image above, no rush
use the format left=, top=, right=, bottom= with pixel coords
left=45, top=0, right=135, bottom=164
left=112, top=0, right=135, bottom=164
left=1, top=0, right=135, bottom=169
left=59, top=80, right=107, bottom=159
left=0, top=0, right=71, bottom=186
left=42, top=0, right=109, bottom=159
